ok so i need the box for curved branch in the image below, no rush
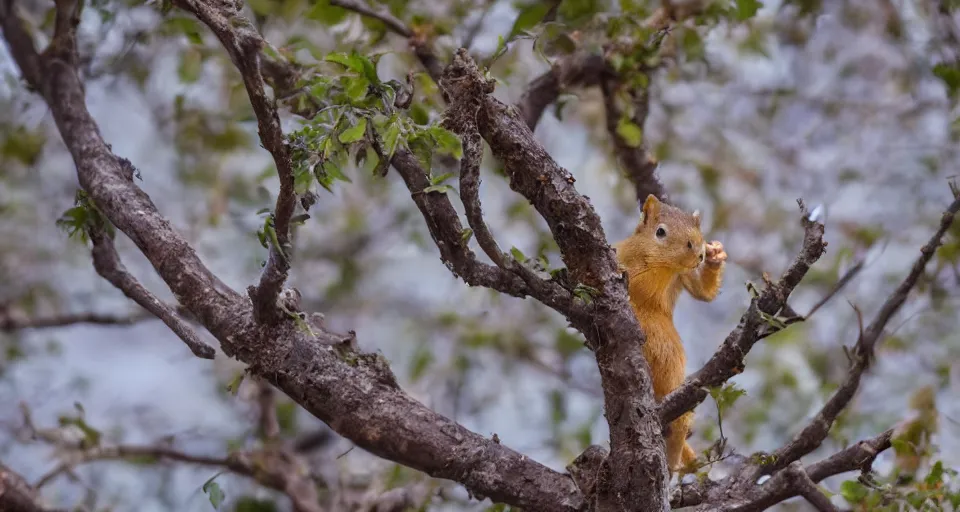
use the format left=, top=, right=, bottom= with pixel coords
left=0, top=4, right=584, bottom=511
left=172, top=0, right=297, bottom=324
left=89, top=228, right=215, bottom=359
left=518, top=52, right=605, bottom=131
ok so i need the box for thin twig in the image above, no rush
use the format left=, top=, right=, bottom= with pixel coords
left=760, top=196, right=960, bottom=475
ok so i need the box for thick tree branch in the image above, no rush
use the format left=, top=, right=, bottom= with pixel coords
left=172, top=0, right=297, bottom=324
left=759, top=196, right=960, bottom=475
left=89, top=228, right=215, bottom=359
left=0, top=4, right=583, bottom=510
left=661, top=199, right=827, bottom=425
left=445, top=49, right=668, bottom=510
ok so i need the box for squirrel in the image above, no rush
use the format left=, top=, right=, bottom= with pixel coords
left=613, top=194, right=727, bottom=474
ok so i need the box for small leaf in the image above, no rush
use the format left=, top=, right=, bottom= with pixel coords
left=733, top=0, right=763, bottom=21
left=430, top=172, right=455, bottom=185
left=430, top=126, right=463, bottom=159
left=839, top=480, right=868, bottom=504
left=325, top=52, right=365, bottom=73
left=461, top=228, right=474, bottom=244
left=616, top=117, right=643, bottom=147
left=509, top=2, right=551, bottom=39
left=227, top=372, right=245, bottom=395
left=382, top=121, right=401, bottom=158
left=510, top=246, right=527, bottom=262
left=306, top=0, right=348, bottom=25
left=178, top=47, right=203, bottom=84
left=422, top=184, right=453, bottom=194
left=934, top=63, right=960, bottom=99
left=339, top=118, right=368, bottom=143
left=202, top=473, right=226, bottom=510
left=409, top=345, right=434, bottom=381
left=344, top=76, right=370, bottom=101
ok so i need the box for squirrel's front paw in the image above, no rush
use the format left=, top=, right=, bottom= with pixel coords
left=705, top=241, right=727, bottom=266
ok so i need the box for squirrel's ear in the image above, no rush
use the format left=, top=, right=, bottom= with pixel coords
left=692, top=210, right=701, bottom=228
left=641, top=194, right=661, bottom=225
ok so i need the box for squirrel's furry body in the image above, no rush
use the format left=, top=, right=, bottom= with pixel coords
left=614, top=194, right=727, bottom=474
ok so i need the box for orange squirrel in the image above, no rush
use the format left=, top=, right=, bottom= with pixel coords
left=613, top=194, right=727, bottom=474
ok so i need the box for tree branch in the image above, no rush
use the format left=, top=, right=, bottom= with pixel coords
left=518, top=52, right=605, bottom=131
left=599, top=71, right=667, bottom=204
left=172, top=0, right=297, bottom=324
left=329, top=0, right=444, bottom=82
left=0, top=4, right=584, bottom=510
left=805, top=429, right=893, bottom=482
left=661, top=199, right=827, bottom=425
left=0, top=310, right=150, bottom=331
left=759, top=195, right=960, bottom=475
left=1, top=462, right=64, bottom=512
left=674, top=429, right=894, bottom=511
left=89, top=228, right=215, bottom=359
left=256, top=379, right=281, bottom=443
left=438, top=57, right=582, bottom=317
left=445, top=49, right=668, bottom=510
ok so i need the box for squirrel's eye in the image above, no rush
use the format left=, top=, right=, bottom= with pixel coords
left=656, top=227, right=667, bottom=238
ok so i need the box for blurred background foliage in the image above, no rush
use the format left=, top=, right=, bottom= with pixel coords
left=2, top=0, right=960, bottom=510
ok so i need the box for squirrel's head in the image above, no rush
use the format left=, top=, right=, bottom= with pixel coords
left=620, top=194, right=706, bottom=273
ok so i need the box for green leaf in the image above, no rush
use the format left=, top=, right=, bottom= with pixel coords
left=733, top=0, right=763, bottom=21
left=409, top=345, right=434, bottom=382
left=325, top=52, right=365, bottom=73
left=573, top=284, right=599, bottom=304
left=339, top=118, right=368, bottom=143
left=509, top=2, right=552, bottom=39
left=510, top=246, right=527, bottom=262
left=274, top=401, right=297, bottom=435
left=615, top=117, right=643, bottom=147
left=430, top=172, right=455, bottom=185
left=461, top=228, right=474, bottom=244
left=429, top=126, right=463, bottom=159
left=226, top=372, right=245, bottom=395
left=202, top=473, right=226, bottom=510
left=422, top=184, right=454, bottom=194
left=245, top=0, right=274, bottom=15
left=839, top=480, right=868, bottom=504
left=178, top=47, right=203, bottom=84
left=382, top=120, right=401, bottom=158
left=933, top=63, right=960, bottom=99
left=344, top=75, right=370, bottom=101
left=708, top=382, right=747, bottom=415
left=306, top=0, right=348, bottom=25
left=409, top=103, right=430, bottom=125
